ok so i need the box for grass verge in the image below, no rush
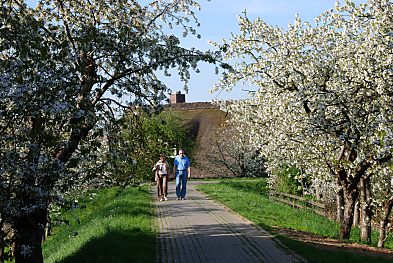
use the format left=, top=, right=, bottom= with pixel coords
left=43, top=185, right=156, bottom=263
left=197, top=178, right=393, bottom=263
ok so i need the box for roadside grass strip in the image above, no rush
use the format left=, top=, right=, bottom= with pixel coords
left=197, top=178, right=393, bottom=263
left=43, top=186, right=156, bottom=263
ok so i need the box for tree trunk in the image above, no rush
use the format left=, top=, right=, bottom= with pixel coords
left=14, top=209, right=47, bottom=263
left=340, top=187, right=359, bottom=239
left=378, top=219, right=388, bottom=248
left=378, top=197, right=393, bottom=248
left=336, top=183, right=344, bottom=223
left=360, top=176, right=372, bottom=243
left=0, top=217, right=4, bottom=263
left=1, top=222, right=15, bottom=262
left=43, top=210, right=51, bottom=242
left=353, top=201, right=360, bottom=227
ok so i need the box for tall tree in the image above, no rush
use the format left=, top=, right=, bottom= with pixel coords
left=0, top=0, right=218, bottom=262
left=213, top=0, right=393, bottom=240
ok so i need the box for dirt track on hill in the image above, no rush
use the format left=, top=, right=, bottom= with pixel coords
left=172, top=108, right=228, bottom=178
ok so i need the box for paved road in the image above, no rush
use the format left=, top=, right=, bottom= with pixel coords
left=154, top=180, right=305, bottom=263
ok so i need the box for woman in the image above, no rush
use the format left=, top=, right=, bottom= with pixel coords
left=154, top=154, right=170, bottom=201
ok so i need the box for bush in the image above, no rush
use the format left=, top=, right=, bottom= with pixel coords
left=272, top=165, right=302, bottom=195
left=99, top=110, right=195, bottom=185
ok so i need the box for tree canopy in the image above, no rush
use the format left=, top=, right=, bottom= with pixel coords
left=214, top=0, right=393, bottom=241
left=0, top=0, right=218, bottom=262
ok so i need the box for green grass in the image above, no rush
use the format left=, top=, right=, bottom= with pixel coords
left=197, top=178, right=393, bottom=263
left=43, top=186, right=156, bottom=263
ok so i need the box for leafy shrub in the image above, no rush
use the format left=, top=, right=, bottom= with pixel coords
left=272, top=165, right=302, bottom=195
left=102, top=110, right=195, bottom=184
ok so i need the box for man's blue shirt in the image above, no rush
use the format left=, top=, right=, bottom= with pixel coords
left=174, top=155, right=190, bottom=171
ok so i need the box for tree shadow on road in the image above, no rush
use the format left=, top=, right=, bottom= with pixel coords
left=58, top=228, right=155, bottom=263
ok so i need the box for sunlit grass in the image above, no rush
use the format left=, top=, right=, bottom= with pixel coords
left=43, top=186, right=156, bottom=263
left=197, top=178, right=393, bottom=263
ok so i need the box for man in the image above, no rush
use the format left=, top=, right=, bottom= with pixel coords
left=173, top=149, right=191, bottom=200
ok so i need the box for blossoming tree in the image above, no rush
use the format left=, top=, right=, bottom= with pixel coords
left=0, top=0, right=218, bottom=262
left=213, top=0, right=393, bottom=241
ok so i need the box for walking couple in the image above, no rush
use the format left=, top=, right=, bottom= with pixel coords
left=154, top=149, right=191, bottom=201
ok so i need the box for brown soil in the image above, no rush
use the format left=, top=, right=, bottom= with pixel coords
left=169, top=108, right=228, bottom=178
left=273, top=227, right=393, bottom=260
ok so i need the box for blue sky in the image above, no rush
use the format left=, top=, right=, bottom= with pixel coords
left=173, top=0, right=368, bottom=102
left=26, top=0, right=367, bottom=102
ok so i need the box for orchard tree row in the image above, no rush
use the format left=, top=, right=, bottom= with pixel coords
left=0, top=1, right=221, bottom=262
left=214, top=0, right=393, bottom=246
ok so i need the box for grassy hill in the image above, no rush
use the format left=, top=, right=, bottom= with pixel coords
left=166, top=102, right=228, bottom=178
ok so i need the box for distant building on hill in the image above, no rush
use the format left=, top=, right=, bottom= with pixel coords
left=170, top=91, right=186, bottom=104
left=167, top=91, right=220, bottom=110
